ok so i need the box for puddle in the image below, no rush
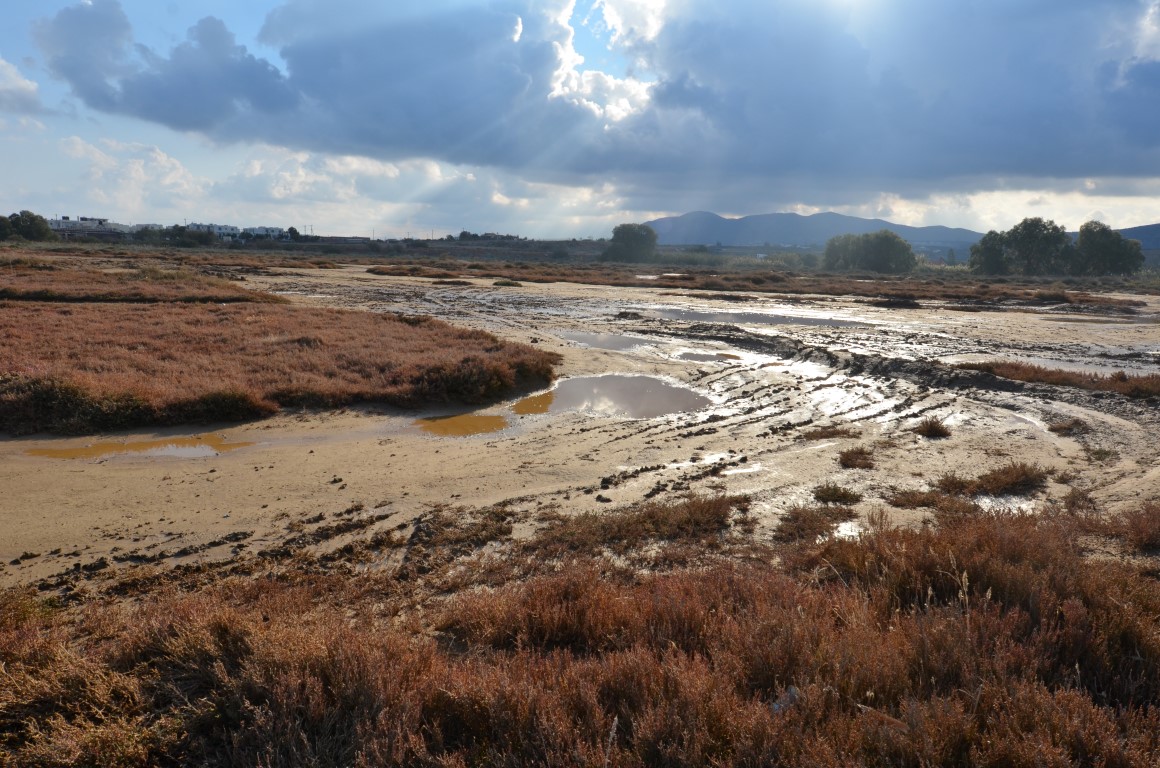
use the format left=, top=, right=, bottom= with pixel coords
left=416, top=414, right=510, bottom=437
left=26, top=434, right=254, bottom=460
left=679, top=352, right=742, bottom=363
left=559, top=331, right=655, bottom=351
left=514, top=375, right=710, bottom=419
left=511, top=391, right=554, bottom=415
left=417, top=375, right=712, bottom=437
left=653, top=308, right=862, bottom=327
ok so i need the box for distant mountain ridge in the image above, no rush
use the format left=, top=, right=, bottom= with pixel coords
left=643, top=211, right=984, bottom=250
left=1117, top=223, right=1160, bottom=251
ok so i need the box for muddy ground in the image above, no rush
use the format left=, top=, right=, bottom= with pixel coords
left=3, top=266, right=1158, bottom=587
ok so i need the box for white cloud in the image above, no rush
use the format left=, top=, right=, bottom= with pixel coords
left=0, top=57, right=44, bottom=114
left=594, top=0, right=668, bottom=45
left=59, top=136, right=206, bottom=214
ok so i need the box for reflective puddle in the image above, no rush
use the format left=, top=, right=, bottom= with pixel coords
left=416, top=414, right=510, bottom=437
left=415, top=375, right=711, bottom=437
left=27, top=434, right=254, bottom=460
left=679, top=352, right=742, bottom=363
left=559, top=331, right=655, bottom=351
left=514, top=375, right=711, bottom=419
left=654, top=308, right=862, bottom=327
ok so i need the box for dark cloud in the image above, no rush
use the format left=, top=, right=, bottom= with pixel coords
left=36, top=0, right=296, bottom=130
left=31, top=0, right=1160, bottom=210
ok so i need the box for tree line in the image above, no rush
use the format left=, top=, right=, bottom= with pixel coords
left=969, top=218, right=1143, bottom=276
left=0, top=210, right=54, bottom=241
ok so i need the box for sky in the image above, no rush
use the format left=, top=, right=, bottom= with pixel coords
left=3, top=0, right=1160, bottom=238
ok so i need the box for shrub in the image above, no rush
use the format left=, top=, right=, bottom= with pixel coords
left=813, top=483, right=863, bottom=505
left=1120, top=501, right=1160, bottom=551
left=934, top=462, right=1047, bottom=497
left=838, top=447, right=875, bottom=469
left=773, top=505, right=856, bottom=541
left=913, top=417, right=951, bottom=438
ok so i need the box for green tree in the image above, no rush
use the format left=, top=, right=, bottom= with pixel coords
left=287, top=226, right=301, bottom=241
left=946, top=247, right=957, bottom=266
left=1004, top=217, right=1072, bottom=275
left=823, top=230, right=916, bottom=273
left=601, top=223, right=658, bottom=262
left=7, top=210, right=54, bottom=241
left=823, top=233, right=858, bottom=271
left=968, top=230, right=1010, bottom=275
left=1075, top=220, right=1144, bottom=275
left=0, top=214, right=11, bottom=240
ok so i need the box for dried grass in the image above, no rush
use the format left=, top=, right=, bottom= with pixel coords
left=812, top=482, right=863, bottom=505
left=935, top=461, right=1048, bottom=497
left=838, top=446, right=875, bottom=469
left=6, top=506, right=1160, bottom=766
left=0, top=302, right=560, bottom=433
left=912, top=416, right=951, bottom=438
left=959, top=361, right=1160, bottom=399
left=798, top=424, right=861, bottom=441
left=773, top=505, right=856, bottom=542
left=0, top=264, right=278, bottom=303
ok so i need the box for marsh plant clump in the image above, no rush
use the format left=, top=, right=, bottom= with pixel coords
left=812, top=482, right=863, bottom=505
left=837, top=446, right=875, bottom=469
left=934, top=461, right=1049, bottom=498
left=773, top=504, right=856, bottom=541
left=0, top=303, right=560, bottom=434
left=912, top=416, right=951, bottom=438
left=958, top=360, right=1160, bottom=399
left=5, top=493, right=1160, bottom=766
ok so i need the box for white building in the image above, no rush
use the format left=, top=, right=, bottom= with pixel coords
left=189, top=222, right=241, bottom=239
left=48, top=216, right=133, bottom=238
left=243, top=226, right=286, bottom=239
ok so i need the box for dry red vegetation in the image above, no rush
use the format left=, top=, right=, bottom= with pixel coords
left=4, top=499, right=1160, bottom=766
left=0, top=263, right=278, bottom=303
left=959, top=361, right=1160, bottom=399
left=0, top=301, right=559, bottom=433
left=935, top=461, right=1048, bottom=497
left=838, top=446, right=875, bottom=469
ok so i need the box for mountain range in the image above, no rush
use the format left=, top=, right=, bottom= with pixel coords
left=643, top=211, right=984, bottom=251
left=644, top=211, right=1160, bottom=256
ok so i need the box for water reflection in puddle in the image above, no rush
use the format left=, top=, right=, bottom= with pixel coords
left=653, top=308, right=862, bottom=327
left=514, top=375, right=710, bottom=419
left=679, top=352, right=742, bottom=363
left=416, top=375, right=711, bottom=437
left=416, top=414, right=510, bottom=437
left=559, top=331, right=655, bottom=351
left=27, top=434, right=254, bottom=460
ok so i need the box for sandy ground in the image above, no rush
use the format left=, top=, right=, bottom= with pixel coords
left=3, top=266, right=1158, bottom=586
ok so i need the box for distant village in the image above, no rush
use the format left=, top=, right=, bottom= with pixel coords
left=48, top=216, right=294, bottom=242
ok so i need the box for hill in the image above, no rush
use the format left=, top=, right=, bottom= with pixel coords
left=644, top=211, right=984, bottom=252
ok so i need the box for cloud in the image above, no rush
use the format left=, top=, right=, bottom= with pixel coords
left=30, top=0, right=1160, bottom=217
left=36, top=0, right=296, bottom=130
left=0, top=57, right=45, bottom=114
left=59, top=136, right=207, bottom=214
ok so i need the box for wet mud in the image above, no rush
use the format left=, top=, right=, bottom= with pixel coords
left=4, top=266, right=1158, bottom=587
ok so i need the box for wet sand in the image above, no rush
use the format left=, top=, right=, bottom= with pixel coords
left=3, top=267, right=1158, bottom=586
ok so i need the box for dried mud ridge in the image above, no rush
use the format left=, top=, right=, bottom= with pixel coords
left=663, top=321, right=1159, bottom=425
left=10, top=272, right=1158, bottom=595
